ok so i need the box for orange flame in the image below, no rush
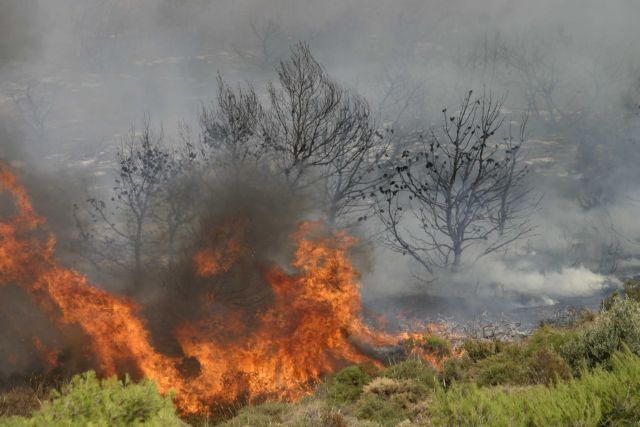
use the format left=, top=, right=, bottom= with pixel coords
left=0, top=163, right=459, bottom=414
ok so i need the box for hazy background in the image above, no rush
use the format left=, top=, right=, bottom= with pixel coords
left=1, top=0, right=640, bottom=308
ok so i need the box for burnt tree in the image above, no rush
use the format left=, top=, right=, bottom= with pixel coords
left=77, top=119, right=175, bottom=286
left=377, top=91, right=535, bottom=273
left=199, top=74, right=265, bottom=176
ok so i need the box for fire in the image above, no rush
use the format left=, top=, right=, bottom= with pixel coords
left=0, top=163, right=458, bottom=414
left=193, top=218, right=248, bottom=278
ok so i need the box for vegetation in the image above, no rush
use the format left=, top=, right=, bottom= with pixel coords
left=216, top=295, right=640, bottom=426
left=0, top=372, right=182, bottom=427
left=3, top=296, right=640, bottom=426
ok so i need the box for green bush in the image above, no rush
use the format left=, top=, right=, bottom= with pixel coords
left=474, top=346, right=532, bottom=387
left=430, top=349, right=640, bottom=426
left=381, top=359, right=437, bottom=388
left=561, top=296, right=640, bottom=372
left=0, top=371, right=182, bottom=427
left=439, top=355, right=473, bottom=388
left=624, top=279, right=640, bottom=302
left=525, top=326, right=578, bottom=355
left=602, top=279, right=640, bottom=310
left=354, top=394, right=406, bottom=427
left=527, top=347, right=572, bottom=385
left=218, top=402, right=287, bottom=427
left=449, top=339, right=572, bottom=388
left=326, top=365, right=373, bottom=405
left=463, top=339, right=497, bottom=362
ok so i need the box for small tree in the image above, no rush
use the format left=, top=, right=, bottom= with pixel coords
left=199, top=74, right=265, bottom=176
left=77, top=119, right=173, bottom=286
left=377, top=91, right=535, bottom=273
left=262, top=43, right=373, bottom=187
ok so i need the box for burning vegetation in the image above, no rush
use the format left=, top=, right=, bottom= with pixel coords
left=0, top=162, right=457, bottom=415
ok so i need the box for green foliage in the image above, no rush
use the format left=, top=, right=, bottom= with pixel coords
left=624, top=279, right=640, bottom=302
left=525, top=325, right=578, bottom=355
left=439, top=355, right=473, bottom=387
left=602, top=279, right=640, bottom=310
left=562, top=296, right=640, bottom=372
left=463, top=339, right=497, bottom=362
left=527, top=347, right=572, bottom=385
left=474, top=344, right=532, bottom=387
left=354, top=394, right=406, bottom=427
left=326, top=365, right=373, bottom=405
left=430, top=349, right=640, bottom=426
left=381, top=358, right=437, bottom=388
left=0, top=371, right=182, bottom=427
left=218, top=402, right=287, bottom=427
left=351, top=375, right=431, bottom=425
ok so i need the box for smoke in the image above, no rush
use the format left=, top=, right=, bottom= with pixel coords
left=138, top=169, right=314, bottom=356
left=0, top=0, right=639, bottom=325
left=451, top=260, right=620, bottom=300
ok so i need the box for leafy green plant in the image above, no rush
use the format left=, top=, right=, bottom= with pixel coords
left=528, top=347, right=572, bottom=385
left=381, top=358, right=437, bottom=388
left=1, top=371, right=182, bottom=427
left=463, top=339, right=497, bottom=362
left=354, top=394, right=406, bottom=427
left=326, top=365, right=374, bottom=405
left=562, top=296, right=640, bottom=371
left=430, top=349, right=640, bottom=426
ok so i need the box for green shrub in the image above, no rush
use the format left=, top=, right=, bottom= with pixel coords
left=431, top=349, right=640, bottom=426
left=463, top=339, right=497, bottom=362
left=381, top=359, right=437, bottom=388
left=561, top=296, right=640, bottom=372
left=218, top=402, right=287, bottom=427
left=527, top=347, right=572, bottom=385
left=439, top=355, right=473, bottom=388
left=1, top=371, right=182, bottom=427
left=354, top=394, right=406, bottom=427
left=364, top=377, right=429, bottom=407
left=475, top=348, right=531, bottom=387
left=458, top=340, right=572, bottom=387
left=624, top=279, right=640, bottom=302
left=525, top=326, right=578, bottom=355
left=326, top=365, right=373, bottom=405
left=602, top=279, right=640, bottom=310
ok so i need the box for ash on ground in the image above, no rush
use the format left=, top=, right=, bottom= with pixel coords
left=365, top=285, right=618, bottom=342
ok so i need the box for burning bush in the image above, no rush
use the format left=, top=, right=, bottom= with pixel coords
left=1, top=163, right=460, bottom=417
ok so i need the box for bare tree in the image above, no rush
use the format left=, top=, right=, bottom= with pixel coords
left=495, top=31, right=578, bottom=133
left=262, top=43, right=373, bottom=187
left=257, top=43, right=383, bottom=226
left=12, top=80, right=57, bottom=147
left=230, top=18, right=290, bottom=71
left=199, top=74, right=265, bottom=176
left=153, top=142, right=199, bottom=269
left=320, top=95, right=384, bottom=227
left=77, top=119, right=173, bottom=286
left=377, top=91, right=535, bottom=273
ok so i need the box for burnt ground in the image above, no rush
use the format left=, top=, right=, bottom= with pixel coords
left=364, top=285, right=617, bottom=339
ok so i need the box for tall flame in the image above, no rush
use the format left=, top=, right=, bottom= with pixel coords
left=0, top=163, right=454, bottom=414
